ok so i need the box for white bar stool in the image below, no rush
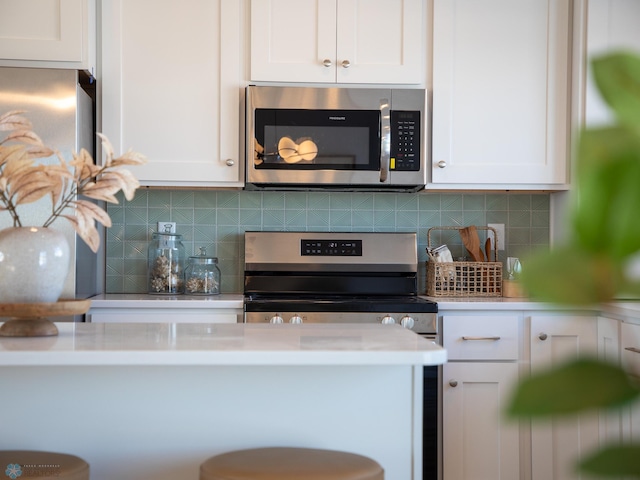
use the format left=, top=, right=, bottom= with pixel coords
left=0, top=451, right=89, bottom=480
left=200, top=447, right=384, bottom=480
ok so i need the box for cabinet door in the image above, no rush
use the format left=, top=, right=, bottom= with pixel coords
left=529, top=314, right=599, bottom=480
left=251, top=0, right=337, bottom=82
left=431, top=0, right=571, bottom=188
left=598, top=316, right=623, bottom=445
left=621, top=322, right=640, bottom=443
left=442, top=362, right=520, bottom=480
left=334, top=0, right=423, bottom=84
left=585, top=0, right=640, bottom=126
left=0, top=0, right=93, bottom=69
left=250, top=0, right=424, bottom=84
left=101, top=0, right=243, bottom=187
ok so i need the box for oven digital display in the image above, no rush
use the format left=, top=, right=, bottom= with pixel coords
left=301, top=239, right=362, bottom=256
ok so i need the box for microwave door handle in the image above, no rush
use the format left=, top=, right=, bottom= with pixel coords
left=379, top=98, right=390, bottom=183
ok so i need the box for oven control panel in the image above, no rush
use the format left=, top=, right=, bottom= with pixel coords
left=244, top=311, right=437, bottom=335
left=301, top=239, right=362, bottom=256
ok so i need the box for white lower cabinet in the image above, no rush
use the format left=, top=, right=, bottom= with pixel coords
left=528, top=314, right=601, bottom=480
left=442, top=362, right=520, bottom=480
left=598, top=316, right=623, bottom=446
left=621, top=321, right=640, bottom=443
left=441, top=313, right=521, bottom=480
left=441, top=310, right=613, bottom=480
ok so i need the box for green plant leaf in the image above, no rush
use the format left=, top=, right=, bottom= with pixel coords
left=592, top=51, right=640, bottom=127
left=519, top=247, right=621, bottom=305
left=579, top=444, right=640, bottom=477
left=507, top=358, right=639, bottom=417
left=573, top=126, right=640, bottom=259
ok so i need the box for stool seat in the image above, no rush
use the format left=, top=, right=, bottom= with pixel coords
left=0, top=451, right=89, bottom=480
left=200, top=447, right=384, bottom=480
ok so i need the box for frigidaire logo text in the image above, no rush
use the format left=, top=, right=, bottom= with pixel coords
left=328, top=116, right=346, bottom=121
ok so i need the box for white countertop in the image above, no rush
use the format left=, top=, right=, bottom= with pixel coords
left=424, top=296, right=611, bottom=312
left=425, top=296, right=640, bottom=316
left=0, top=322, right=446, bottom=367
left=423, top=296, right=545, bottom=310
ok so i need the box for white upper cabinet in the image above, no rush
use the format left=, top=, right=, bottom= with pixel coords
left=100, top=0, right=243, bottom=187
left=250, top=0, right=424, bottom=84
left=584, top=0, right=640, bottom=126
left=430, top=0, right=572, bottom=189
left=0, top=0, right=95, bottom=70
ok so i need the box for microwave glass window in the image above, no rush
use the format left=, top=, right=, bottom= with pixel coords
left=254, top=109, right=380, bottom=171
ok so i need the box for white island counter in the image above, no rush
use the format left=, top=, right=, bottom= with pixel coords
left=0, top=323, right=445, bottom=480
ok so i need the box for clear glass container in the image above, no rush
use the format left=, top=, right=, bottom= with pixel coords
left=184, top=247, right=221, bottom=295
left=147, top=232, right=185, bottom=294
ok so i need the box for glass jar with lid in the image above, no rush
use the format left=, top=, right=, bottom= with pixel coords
left=184, top=247, right=221, bottom=295
left=147, top=231, right=186, bottom=294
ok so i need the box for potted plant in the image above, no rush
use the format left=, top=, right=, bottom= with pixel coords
left=0, top=110, right=146, bottom=304
left=508, top=51, right=640, bottom=477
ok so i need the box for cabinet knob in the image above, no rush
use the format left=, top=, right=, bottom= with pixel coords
left=322, top=58, right=332, bottom=67
left=449, top=380, right=458, bottom=387
left=539, top=333, right=548, bottom=341
left=437, top=160, right=447, bottom=168
left=225, top=158, right=235, bottom=166
left=341, top=59, right=351, bottom=68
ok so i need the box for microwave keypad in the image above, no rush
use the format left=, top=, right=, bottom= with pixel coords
left=390, top=111, right=420, bottom=171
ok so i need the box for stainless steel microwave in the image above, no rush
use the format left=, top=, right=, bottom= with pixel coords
left=245, top=86, right=426, bottom=192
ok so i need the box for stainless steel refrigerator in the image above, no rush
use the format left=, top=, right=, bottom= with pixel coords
left=0, top=67, right=100, bottom=315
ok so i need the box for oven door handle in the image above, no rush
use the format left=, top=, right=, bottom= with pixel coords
left=379, top=98, right=390, bottom=183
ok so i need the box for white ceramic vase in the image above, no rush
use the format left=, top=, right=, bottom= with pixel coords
left=0, top=227, right=70, bottom=303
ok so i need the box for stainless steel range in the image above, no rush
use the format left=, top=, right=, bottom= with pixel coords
left=243, top=231, right=438, bottom=336
left=243, top=231, right=440, bottom=479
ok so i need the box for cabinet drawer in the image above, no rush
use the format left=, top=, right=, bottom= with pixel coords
left=87, top=311, right=240, bottom=323
left=443, top=315, right=519, bottom=360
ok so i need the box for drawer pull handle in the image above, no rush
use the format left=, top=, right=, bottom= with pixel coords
left=462, top=336, right=501, bottom=341
left=625, top=347, right=640, bottom=354
left=449, top=380, right=458, bottom=387
left=539, top=333, right=548, bottom=341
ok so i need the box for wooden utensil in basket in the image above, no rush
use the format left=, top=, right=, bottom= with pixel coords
left=426, top=226, right=502, bottom=297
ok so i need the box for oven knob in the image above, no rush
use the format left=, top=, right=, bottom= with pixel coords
left=269, top=314, right=284, bottom=324
left=381, top=315, right=396, bottom=325
left=400, top=315, right=415, bottom=330
left=290, top=314, right=303, bottom=324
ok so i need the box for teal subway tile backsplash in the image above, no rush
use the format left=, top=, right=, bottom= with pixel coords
left=105, top=190, right=551, bottom=294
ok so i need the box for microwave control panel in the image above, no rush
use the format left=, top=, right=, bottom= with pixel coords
left=390, top=111, right=420, bottom=171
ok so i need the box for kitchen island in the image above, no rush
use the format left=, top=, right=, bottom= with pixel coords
left=0, top=322, right=445, bottom=480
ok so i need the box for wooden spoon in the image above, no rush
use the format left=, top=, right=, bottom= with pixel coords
left=485, top=237, right=492, bottom=262
left=459, top=226, right=484, bottom=262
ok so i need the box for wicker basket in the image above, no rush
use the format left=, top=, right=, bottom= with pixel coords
left=426, top=226, right=503, bottom=297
